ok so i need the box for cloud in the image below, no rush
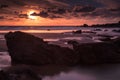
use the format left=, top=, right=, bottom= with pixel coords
left=46, top=0, right=69, bottom=7
left=0, top=16, right=5, bottom=19
left=109, top=7, right=120, bottom=12
left=81, top=8, right=120, bottom=19
left=96, top=0, right=120, bottom=8
left=0, top=4, right=8, bottom=9
left=31, top=10, right=63, bottom=19
left=47, top=7, right=66, bottom=14
left=73, top=5, right=96, bottom=13
left=0, top=0, right=120, bottom=21
left=18, top=14, right=28, bottom=19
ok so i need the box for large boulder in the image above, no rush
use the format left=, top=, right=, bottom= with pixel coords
left=0, top=66, right=41, bottom=80
left=73, top=41, right=120, bottom=65
left=5, top=31, right=76, bottom=66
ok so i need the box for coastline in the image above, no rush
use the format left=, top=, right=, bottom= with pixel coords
left=1, top=27, right=120, bottom=80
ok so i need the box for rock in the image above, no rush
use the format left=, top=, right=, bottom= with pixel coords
left=67, top=40, right=79, bottom=45
left=73, top=41, right=120, bottom=65
left=112, top=29, right=120, bottom=33
left=104, top=29, right=108, bottom=31
left=5, top=31, right=76, bottom=66
left=73, top=30, right=82, bottom=34
left=97, top=34, right=113, bottom=38
left=112, top=37, right=120, bottom=47
left=0, top=66, right=41, bottom=80
left=5, top=31, right=120, bottom=65
left=99, top=37, right=112, bottom=41
left=94, top=28, right=102, bottom=31
left=0, top=70, right=10, bottom=80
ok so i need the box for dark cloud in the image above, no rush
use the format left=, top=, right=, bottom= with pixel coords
left=31, top=11, right=63, bottom=19
left=18, top=14, right=28, bottom=19
left=96, top=0, right=120, bottom=8
left=73, top=5, right=96, bottom=13
left=0, top=4, right=8, bottom=9
left=37, top=11, right=49, bottom=18
left=109, top=7, right=120, bottom=12
left=47, top=7, right=66, bottom=14
left=0, top=16, right=5, bottom=19
left=31, top=11, right=49, bottom=18
left=81, top=8, right=120, bottom=19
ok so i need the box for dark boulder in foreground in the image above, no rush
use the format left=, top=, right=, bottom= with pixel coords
left=5, top=31, right=76, bottom=66
left=0, top=66, right=41, bottom=80
left=73, top=39, right=120, bottom=65
left=5, top=31, right=120, bottom=65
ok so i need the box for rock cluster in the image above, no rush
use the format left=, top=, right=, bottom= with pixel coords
left=5, top=31, right=120, bottom=65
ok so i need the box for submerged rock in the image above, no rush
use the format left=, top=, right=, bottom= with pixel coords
left=73, top=30, right=82, bottom=34
left=99, top=37, right=112, bottom=41
left=5, top=31, right=120, bottom=65
left=112, top=29, right=120, bottom=33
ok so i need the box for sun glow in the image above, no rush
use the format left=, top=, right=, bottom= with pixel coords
left=28, top=11, right=38, bottom=20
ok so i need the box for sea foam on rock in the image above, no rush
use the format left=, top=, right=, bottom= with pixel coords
left=5, top=31, right=120, bottom=65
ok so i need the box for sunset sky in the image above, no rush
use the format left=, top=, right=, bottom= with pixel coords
left=0, top=0, right=120, bottom=26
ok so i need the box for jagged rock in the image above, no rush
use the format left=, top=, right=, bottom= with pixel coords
left=5, top=31, right=76, bottom=66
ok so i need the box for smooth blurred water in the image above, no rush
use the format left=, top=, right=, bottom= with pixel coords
left=0, top=52, right=11, bottom=68
left=40, top=64, right=120, bottom=80
left=0, top=51, right=120, bottom=80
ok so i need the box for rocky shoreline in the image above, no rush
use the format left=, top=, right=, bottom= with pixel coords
left=1, top=31, right=120, bottom=80
left=4, top=31, right=120, bottom=65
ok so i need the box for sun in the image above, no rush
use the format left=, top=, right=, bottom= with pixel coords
left=28, top=11, right=38, bottom=20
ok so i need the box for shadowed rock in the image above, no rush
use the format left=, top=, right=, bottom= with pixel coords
left=5, top=31, right=120, bottom=65
left=0, top=70, right=10, bottom=80
left=73, top=41, right=120, bottom=65
left=0, top=66, right=41, bottom=80
left=5, top=31, right=76, bottom=66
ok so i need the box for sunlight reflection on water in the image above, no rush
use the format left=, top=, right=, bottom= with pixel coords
left=0, top=30, right=74, bottom=33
